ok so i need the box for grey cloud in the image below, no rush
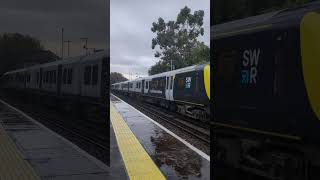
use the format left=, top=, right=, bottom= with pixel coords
left=111, top=0, right=210, bottom=77
left=0, top=0, right=109, bottom=57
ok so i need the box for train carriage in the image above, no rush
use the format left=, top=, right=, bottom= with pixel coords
left=111, top=63, right=210, bottom=121
left=213, top=2, right=320, bottom=179
left=0, top=50, right=109, bottom=106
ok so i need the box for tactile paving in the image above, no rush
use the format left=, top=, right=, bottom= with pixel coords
left=110, top=102, right=165, bottom=180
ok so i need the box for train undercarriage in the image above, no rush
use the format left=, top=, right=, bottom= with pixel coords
left=215, top=126, right=320, bottom=180
left=113, top=91, right=210, bottom=122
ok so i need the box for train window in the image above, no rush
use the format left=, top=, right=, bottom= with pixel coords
left=49, top=71, right=51, bottom=83
left=52, top=71, right=54, bottom=83
left=170, top=76, right=173, bottom=89
left=67, top=68, right=72, bottom=84
left=92, top=65, right=98, bottom=85
left=63, top=69, right=67, bottom=84
left=53, top=70, right=56, bottom=83
left=36, top=72, right=39, bottom=84
left=48, top=71, right=50, bottom=83
left=195, top=76, right=199, bottom=92
left=177, top=77, right=184, bottom=89
left=52, top=71, right=55, bottom=83
left=49, top=71, right=52, bottom=83
left=84, top=66, right=92, bottom=85
left=146, top=81, right=148, bottom=89
left=46, top=71, right=49, bottom=83
left=160, top=79, right=165, bottom=88
left=166, top=77, right=169, bottom=89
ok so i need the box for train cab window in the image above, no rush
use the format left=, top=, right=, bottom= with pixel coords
left=84, top=66, right=92, bottom=85
left=92, top=65, right=98, bottom=85
left=166, top=77, right=169, bottom=89
left=67, top=68, right=72, bottom=84
left=170, top=76, right=173, bottom=89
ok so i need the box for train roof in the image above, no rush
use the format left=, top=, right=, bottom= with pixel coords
left=111, top=63, right=209, bottom=86
left=212, top=1, right=320, bottom=39
left=3, top=50, right=109, bottom=75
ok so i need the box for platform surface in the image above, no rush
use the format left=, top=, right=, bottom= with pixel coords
left=0, top=99, right=110, bottom=180
left=110, top=94, right=210, bottom=180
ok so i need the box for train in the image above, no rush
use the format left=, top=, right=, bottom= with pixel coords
left=213, top=2, right=320, bottom=180
left=0, top=51, right=109, bottom=116
left=111, top=63, right=210, bottom=121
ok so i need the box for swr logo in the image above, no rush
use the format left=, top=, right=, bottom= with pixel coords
left=241, top=49, right=260, bottom=85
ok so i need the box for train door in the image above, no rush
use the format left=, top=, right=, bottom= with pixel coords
left=57, top=65, right=62, bottom=95
left=39, top=68, right=43, bottom=89
left=142, top=80, right=145, bottom=93
left=145, top=80, right=149, bottom=94
left=166, top=75, right=174, bottom=101
left=169, top=75, right=174, bottom=101
left=165, top=76, right=170, bottom=100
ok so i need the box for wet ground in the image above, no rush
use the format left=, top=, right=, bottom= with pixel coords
left=111, top=93, right=210, bottom=156
left=111, top=95, right=210, bottom=179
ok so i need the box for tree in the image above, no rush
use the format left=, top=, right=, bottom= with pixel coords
left=149, top=6, right=209, bottom=75
left=0, top=33, right=58, bottom=75
left=213, top=0, right=316, bottom=25
left=110, top=72, right=128, bottom=85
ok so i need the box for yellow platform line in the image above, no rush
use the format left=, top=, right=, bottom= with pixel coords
left=110, top=102, right=166, bottom=180
left=0, top=124, right=40, bottom=180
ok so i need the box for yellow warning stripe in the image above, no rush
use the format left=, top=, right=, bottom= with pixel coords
left=0, top=124, right=40, bottom=180
left=110, top=102, right=166, bottom=180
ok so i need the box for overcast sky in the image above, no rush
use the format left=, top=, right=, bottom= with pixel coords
left=111, top=0, right=210, bottom=79
left=0, top=0, right=108, bottom=57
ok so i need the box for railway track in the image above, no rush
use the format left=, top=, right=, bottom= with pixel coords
left=0, top=92, right=109, bottom=164
left=112, top=93, right=210, bottom=144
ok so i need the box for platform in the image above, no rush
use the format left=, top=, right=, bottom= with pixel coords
left=110, top=94, right=210, bottom=180
left=0, top=99, right=110, bottom=180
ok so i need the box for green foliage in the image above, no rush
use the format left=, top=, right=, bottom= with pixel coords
left=213, top=0, right=317, bottom=24
left=110, top=72, right=128, bottom=84
left=149, top=6, right=209, bottom=75
left=0, top=33, right=58, bottom=75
